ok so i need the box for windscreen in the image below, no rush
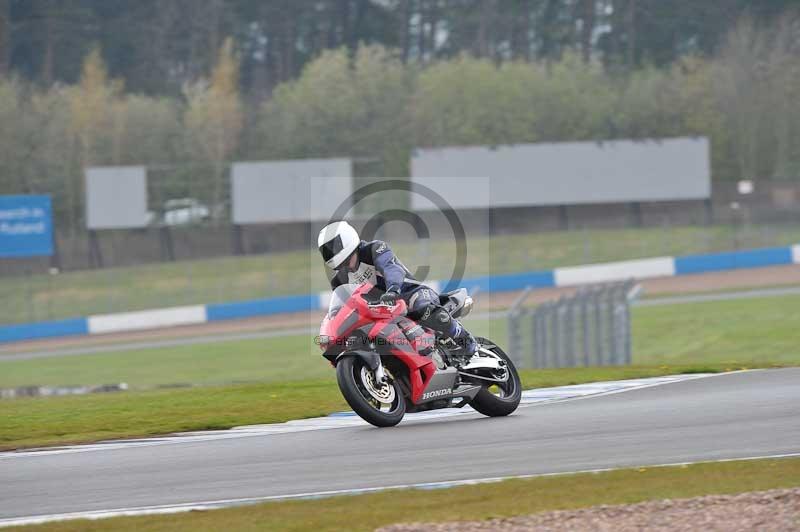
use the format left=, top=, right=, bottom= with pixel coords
left=327, top=284, right=359, bottom=318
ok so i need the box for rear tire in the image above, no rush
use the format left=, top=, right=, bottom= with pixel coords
left=469, top=337, right=522, bottom=417
left=336, top=356, right=406, bottom=427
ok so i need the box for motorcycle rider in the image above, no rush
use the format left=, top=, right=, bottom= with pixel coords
left=318, top=221, right=477, bottom=357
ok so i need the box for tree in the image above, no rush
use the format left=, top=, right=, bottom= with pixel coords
left=713, top=12, right=800, bottom=181
left=0, top=79, right=24, bottom=190
left=511, top=0, right=533, bottom=61
left=579, top=0, right=596, bottom=63
left=257, top=45, right=412, bottom=167
left=184, top=37, right=243, bottom=220
left=0, top=0, right=8, bottom=76
left=673, top=56, right=732, bottom=181
left=5, top=0, right=800, bottom=96
left=67, top=47, right=124, bottom=232
left=69, top=48, right=122, bottom=164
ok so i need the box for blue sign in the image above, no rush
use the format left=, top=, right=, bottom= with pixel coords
left=0, top=195, right=54, bottom=258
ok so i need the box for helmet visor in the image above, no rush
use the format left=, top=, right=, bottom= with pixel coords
left=319, top=235, right=344, bottom=264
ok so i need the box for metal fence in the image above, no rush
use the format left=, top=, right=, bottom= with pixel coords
left=508, top=281, right=641, bottom=369
left=4, top=177, right=800, bottom=277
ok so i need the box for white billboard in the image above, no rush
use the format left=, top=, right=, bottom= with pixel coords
left=232, top=159, right=352, bottom=224
left=85, top=166, right=148, bottom=229
left=410, top=137, right=711, bottom=210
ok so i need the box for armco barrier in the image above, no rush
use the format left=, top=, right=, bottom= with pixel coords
left=461, top=270, right=554, bottom=293
left=2, top=243, right=798, bottom=344
left=0, top=318, right=88, bottom=343
left=554, top=257, right=675, bottom=286
left=674, top=246, right=793, bottom=275
left=206, top=294, right=319, bottom=322
left=87, top=305, right=207, bottom=335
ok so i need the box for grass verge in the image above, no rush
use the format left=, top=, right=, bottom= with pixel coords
left=0, top=364, right=771, bottom=451
left=0, top=334, right=320, bottom=389
left=14, top=457, right=800, bottom=532
left=633, top=294, right=800, bottom=365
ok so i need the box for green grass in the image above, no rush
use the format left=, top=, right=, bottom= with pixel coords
left=0, top=335, right=321, bottom=388
left=0, top=379, right=344, bottom=451
left=3, top=222, right=799, bottom=324
left=0, top=365, right=761, bottom=451
left=633, top=294, right=800, bottom=365
left=15, top=457, right=800, bottom=532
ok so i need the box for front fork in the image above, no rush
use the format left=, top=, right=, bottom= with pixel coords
left=373, top=359, right=388, bottom=383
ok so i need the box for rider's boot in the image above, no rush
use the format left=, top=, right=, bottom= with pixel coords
left=443, top=319, right=477, bottom=360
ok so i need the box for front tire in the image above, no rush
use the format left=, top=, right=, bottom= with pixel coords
left=336, top=355, right=406, bottom=427
left=469, top=337, right=522, bottom=417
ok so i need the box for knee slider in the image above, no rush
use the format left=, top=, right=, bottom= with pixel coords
left=434, top=307, right=451, bottom=325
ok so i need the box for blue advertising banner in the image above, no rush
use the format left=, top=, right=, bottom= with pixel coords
left=0, top=195, right=54, bottom=258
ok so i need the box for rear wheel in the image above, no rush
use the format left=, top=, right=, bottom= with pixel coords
left=336, top=355, right=406, bottom=427
left=468, top=337, right=522, bottom=417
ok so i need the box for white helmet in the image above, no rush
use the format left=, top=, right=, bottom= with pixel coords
left=318, top=221, right=360, bottom=270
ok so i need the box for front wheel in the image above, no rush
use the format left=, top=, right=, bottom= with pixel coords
left=336, top=355, right=406, bottom=427
left=468, top=337, right=522, bottom=417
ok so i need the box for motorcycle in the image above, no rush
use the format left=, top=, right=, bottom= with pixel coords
left=318, top=283, right=521, bottom=427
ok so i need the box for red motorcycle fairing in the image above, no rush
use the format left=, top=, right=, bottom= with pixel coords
left=372, top=317, right=436, bottom=356
left=319, top=283, right=455, bottom=405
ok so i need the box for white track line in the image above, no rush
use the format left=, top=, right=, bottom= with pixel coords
left=2, top=451, right=798, bottom=528
left=0, top=373, right=723, bottom=460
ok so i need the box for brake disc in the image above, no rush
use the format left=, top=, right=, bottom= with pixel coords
left=360, top=366, right=396, bottom=404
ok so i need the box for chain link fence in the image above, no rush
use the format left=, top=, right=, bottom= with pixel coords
left=508, top=281, right=641, bottom=369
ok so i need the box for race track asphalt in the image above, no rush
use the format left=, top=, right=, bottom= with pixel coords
left=1, top=368, right=798, bottom=522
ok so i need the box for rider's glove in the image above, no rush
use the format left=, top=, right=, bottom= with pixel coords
left=379, top=290, right=399, bottom=306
